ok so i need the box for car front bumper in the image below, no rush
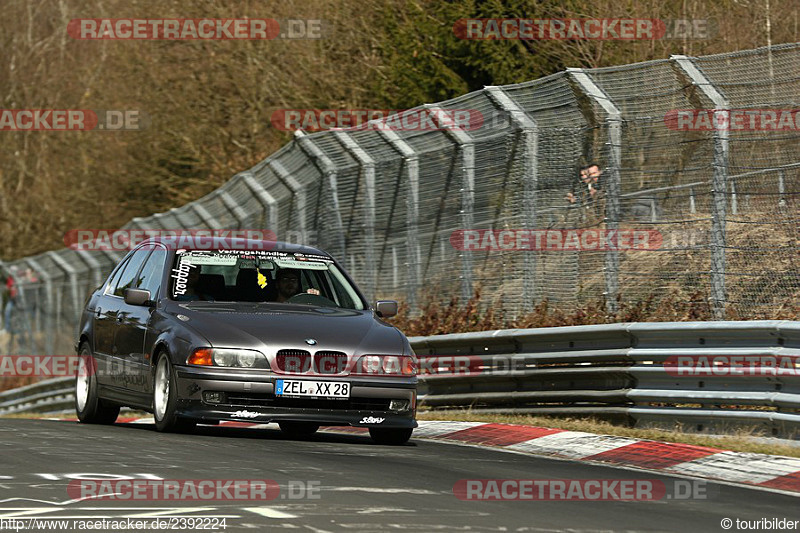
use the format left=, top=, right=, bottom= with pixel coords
left=174, top=365, right=417, bottom=429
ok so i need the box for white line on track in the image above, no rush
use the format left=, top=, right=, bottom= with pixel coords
left=325, top=487, right=437, bottom=494
left=243, top=507, right=298, bottom=518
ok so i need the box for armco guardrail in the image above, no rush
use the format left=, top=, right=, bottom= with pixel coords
left=2, top=321, right=800, bottom=438
left=411, top=321, right=800, bottom=439
left=0, top=377, right=73, bottom=415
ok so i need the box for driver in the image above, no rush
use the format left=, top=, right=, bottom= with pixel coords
left=274, top=268, right=319, bottom=303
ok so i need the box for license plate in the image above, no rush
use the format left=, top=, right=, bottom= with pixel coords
left=275, top=379, right=350, bottom=399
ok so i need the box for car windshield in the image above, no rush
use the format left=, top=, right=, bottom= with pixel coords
left=169, top=249, right=366, bottom=310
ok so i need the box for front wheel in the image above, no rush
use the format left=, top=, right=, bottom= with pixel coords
left=153, top=353, right=195, bottom=433
left=369, top=427, right=413, bottom=445
left=75, top=344, right=119, bottom=424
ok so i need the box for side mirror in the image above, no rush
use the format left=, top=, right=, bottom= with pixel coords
left=124, top=288, right=152, bottom=306
left=375, top=300, right=398, bottom=318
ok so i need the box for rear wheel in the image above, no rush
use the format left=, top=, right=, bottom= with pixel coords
left=75, top=344, right=119, bottom=424
left=153, top=352, right=195, bottom=433
left=278, top=421, right=320, bottom=437
left=369, top=427, right=412, bottom=445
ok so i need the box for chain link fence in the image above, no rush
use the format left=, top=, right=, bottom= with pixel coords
left=2, top=43, right=800, bottom=356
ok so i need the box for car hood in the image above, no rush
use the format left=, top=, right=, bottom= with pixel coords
left=165, top=301, right=406, bottom=356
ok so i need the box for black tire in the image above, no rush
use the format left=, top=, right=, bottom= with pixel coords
left=278, top=421, right=320, bottom=437
left=369, top=427, right=413, bottom=445
left=152, top=352, right=196, bottom=433
left=75, top=344, right=120, bottom=424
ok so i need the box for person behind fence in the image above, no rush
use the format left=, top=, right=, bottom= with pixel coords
left=3, top=266, right=18, bottom=332
left=565, top=163, right=604, bottom=224
left=565, top=163, right=603, bottom=207
left=2, top=265, right=31, bottom=344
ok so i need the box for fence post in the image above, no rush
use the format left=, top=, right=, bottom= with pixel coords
left=191, top=202, right=221, bottom=229
left=485, top=87, right=539, bottom=312
left=424, top=105, right=475, bottom=302
left=294, top=131, right=346, bottom=258
left=673, top=55, right=729, bottom=319
left=75, top=250, right=103, bottom=290
left=219, top=191, right=249, bottom=229
left=332, top=130, right=377, bottom=299
left=269, top=158, right=308, bottom=239
left=377, top=128, right=420, bottom=310
left=0, top=259, right=5, bottom=331
left=24, top=258, right=52, bottom=354
left=568, top=68, right=622, bottom=313
left=47, top=252, right=81, bottom=328
left=239, top=172, right=280, bottom=234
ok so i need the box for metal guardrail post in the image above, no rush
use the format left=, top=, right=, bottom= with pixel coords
left=779, top=170, right=787, bottom=210
left=568, top=69, right=622, bottom=313
left=219, top=191, right=249, bottom=228
left=377, top=128, right=420, bottom=310
left=294, top=131, right=346, bottom=259
left=392, top=246, right=398, bottom=290
left=75, top=250, right=103, bottom=291
left=673, top=55, right=729, bottom=319
left=331, top=130, right=377, bottom=297
left=164, top=205, right=192, bottom=229
left=47, top=252, right=81, bottom=327
left=126, top=217, right=149, bottom=231
left=269, top=158, right=308, bottom=239
left=153, top=210, right=178, bottom=230
left=24, top=258, right=52, bottom=354
left=190, top=202, right=220, bottom=230
left=99, top=249, right=123, bottom=265
left=425, top=105, right=475, bottom=302
left=486, top=87, right=540, bottom=311
left=238, top=172, right=279, bottom=234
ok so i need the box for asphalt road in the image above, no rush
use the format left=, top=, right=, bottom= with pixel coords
left=0, top=419, right=798, bottom=532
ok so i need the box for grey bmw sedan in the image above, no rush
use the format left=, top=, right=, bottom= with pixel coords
left=74, top=239, right=417, bottom=444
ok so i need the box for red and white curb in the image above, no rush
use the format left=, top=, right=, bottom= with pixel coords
left=50, top=416, right=800, bottom=494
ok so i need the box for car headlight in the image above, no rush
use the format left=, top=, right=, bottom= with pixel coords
left=354, top=355, right=416, bottom=376
left=187, top=348, right=267, bottom=368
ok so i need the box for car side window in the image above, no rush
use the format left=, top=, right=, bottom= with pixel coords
left=103, top=256, right=131, bottom=296
left=112, top=249, right=150, bottom=297
left=136, top=248, right=167, bottom=299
